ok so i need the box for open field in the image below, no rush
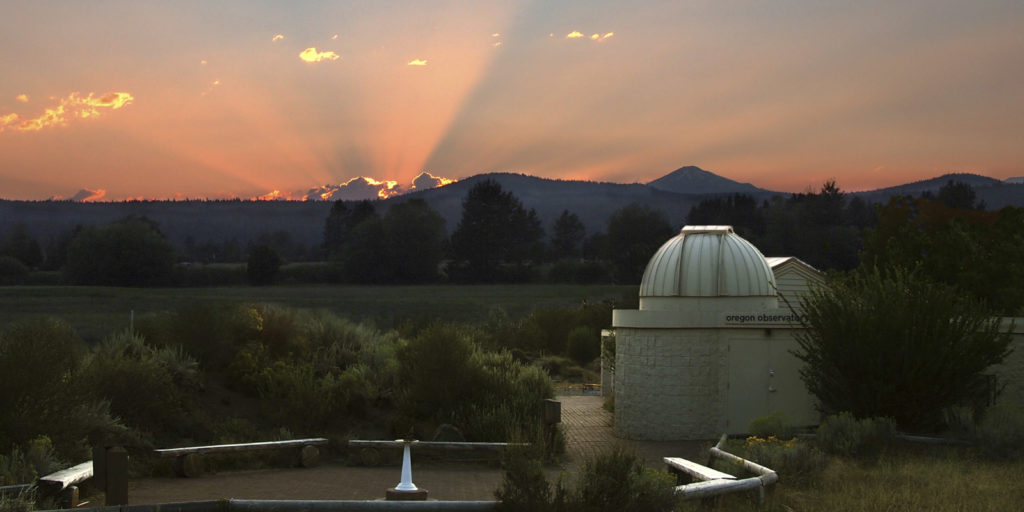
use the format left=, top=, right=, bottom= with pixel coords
left=0, top=284, right=637, bottom=342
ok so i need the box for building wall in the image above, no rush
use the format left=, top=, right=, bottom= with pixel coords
left=611, top=318, right=1024, bottom=441
left=613, top=328, right=728, bottom=440
left=613, top=324, right=817, bottom=440
left=994, top=319, right=1024, bottom=409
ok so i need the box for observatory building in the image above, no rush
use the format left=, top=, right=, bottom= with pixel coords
left=610, top=226, right=821, bottom=440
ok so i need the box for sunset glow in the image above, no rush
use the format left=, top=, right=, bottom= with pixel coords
left=0, top=91, right=134, bottom=133
left=0, top=1, right=1021, bottom=201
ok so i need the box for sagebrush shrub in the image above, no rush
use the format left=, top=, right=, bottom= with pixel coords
left=78, top=330, right=197, bottom=440
left=816, top=412, right=896, bottom=458
left=574, top=447, right=676, bottom=512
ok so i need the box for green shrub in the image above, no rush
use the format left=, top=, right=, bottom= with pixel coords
left=524, top=307, right=577, bottom=355
left=816, top=412, right=896, bottom=458
left=749, top=411, right=795, bottom=440
left=0, top=493, right=36, bottom=512
left=245, top=359, right=373, bottom=432
left=78, top=330, right=198, bottom=441
left=0, top=256, right=29, bottom=285
left=574, top=447, right=676, bottom=512
left=496, top=447, right=675, bottom=512
left=566, top=326, right=599, bottom=366
left=974, top=404, right=1024, bottom=461
left=226, top=310, right=402, bottom=433
left=0, top=437, right=65, bottom=486
left=0, top=318, right=85, bottom=452
left=397, top=324, right=481, bottom=419
left=494, top=452, right=553, bottom=512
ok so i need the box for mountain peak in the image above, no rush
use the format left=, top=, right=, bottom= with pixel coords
left=646, top=165, right=767, bottom=195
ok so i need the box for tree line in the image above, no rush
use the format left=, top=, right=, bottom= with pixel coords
left=2, top=178, right=1021, bottom=304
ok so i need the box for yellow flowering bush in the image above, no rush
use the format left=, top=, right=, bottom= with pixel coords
left=740, top=435, right=827, bottom=482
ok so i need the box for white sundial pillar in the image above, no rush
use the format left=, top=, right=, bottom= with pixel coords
left=396, top=439, right=417, bottom=491
left=385, top=438, right=428, bottom=501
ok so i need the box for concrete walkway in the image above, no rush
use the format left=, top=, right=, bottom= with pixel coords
left=121, top=395, right=704, bottom=505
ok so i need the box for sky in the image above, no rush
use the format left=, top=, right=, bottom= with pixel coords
left=1, top=1, right=1022, bottom=201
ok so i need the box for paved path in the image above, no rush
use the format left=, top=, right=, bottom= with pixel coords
left=121, top=395, right=703, bottom=505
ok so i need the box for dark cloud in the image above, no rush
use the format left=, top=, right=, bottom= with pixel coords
left=305, top=177, right=401, bottom=201
left=411, top=172, right=455, bottom=190
left=70, top=188, right=106, bottom=202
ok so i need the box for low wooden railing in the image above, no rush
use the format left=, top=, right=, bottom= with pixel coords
left=153, top=438, right=329, bottom=477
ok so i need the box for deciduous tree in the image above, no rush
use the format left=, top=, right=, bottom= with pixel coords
left=794, top=268, right=1012, bottom=431
left=64, top=216, right=176, bottom=286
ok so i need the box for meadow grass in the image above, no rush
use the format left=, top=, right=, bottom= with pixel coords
left=0, top=284, right=636, bottom=342
left=683, top=445, right=1024, bottom=511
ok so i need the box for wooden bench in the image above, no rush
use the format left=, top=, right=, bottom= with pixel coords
left=154, top=438, right=328, bottom=477
left=32, top=460, right=95, bottom=507
left=663, top=457, right=735, bottom=484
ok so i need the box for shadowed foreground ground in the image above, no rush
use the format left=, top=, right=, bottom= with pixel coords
left=121, top=395, right=703, bottom=505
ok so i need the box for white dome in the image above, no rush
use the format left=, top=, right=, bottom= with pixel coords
left=640, top=225, right=776, bottom=297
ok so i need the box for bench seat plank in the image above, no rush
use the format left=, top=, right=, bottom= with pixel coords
left=664, top=457, right=735, bottom=482
left=347, top=440, right=527, bottom=450
left=37, top=460, right=94, bottom=492
left=154, top=438, right=327, bottom=457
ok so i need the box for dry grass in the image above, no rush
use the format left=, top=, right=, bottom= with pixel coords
left=683, top=446, right=1024, bottom=512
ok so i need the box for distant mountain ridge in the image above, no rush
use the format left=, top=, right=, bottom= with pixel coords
left=646, top=166, right=774, bottom=195
left=850, top=172, right=1024, bottom=209
left=1, top=167, right=1021, bottom=254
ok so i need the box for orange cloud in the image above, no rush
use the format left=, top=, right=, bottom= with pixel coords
left=366, top=177, right=400, bottom=198
left=15, top=94, right=29, bottom=103
left=1, top=91, right=133, bottom=133
left=255, top=189, right=285, bottom=201
left=272, top=34, right=285, bottom=42
left=590, top=32, right=614, bottom=41
left=299, top=47, right=340, bottom=63
left=407, top=59, right=428, bottom=66
left=566, top=31, right=584, bottom=39
left=331, top=34, right=339, bottom=40
left=201, top=79, right=221, bottom=97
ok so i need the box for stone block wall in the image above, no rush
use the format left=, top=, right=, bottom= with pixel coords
left=613, top=328, right=728, bottom=440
